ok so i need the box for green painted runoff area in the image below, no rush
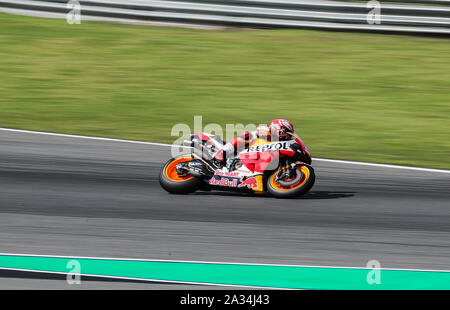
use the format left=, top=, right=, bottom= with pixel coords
left=0, top=255, right=448, bottom=289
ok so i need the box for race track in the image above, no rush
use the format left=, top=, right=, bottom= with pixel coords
left=0, top=129, right=449, bottom=287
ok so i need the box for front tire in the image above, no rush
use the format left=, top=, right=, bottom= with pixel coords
left=267, top=165, right=315, bottom=198
left=159, top=156, right=203, bottom=194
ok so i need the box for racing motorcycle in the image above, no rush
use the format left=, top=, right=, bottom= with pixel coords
left=159, top=132, right=315, bottom=198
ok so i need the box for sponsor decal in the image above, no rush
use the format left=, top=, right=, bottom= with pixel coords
left=238, top=177, right=258, bottom=189
left=214, top=170, right=240, bottom=178
left=209, top=174, right=259, bottom=189
left=209, top=176, right=239, bottom=187
left=243, top=141, right=294, bottom=153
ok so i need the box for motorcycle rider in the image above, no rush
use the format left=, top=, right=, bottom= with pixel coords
left=210, top=119, right=296, bottom=169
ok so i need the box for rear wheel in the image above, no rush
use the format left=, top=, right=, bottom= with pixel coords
left=267, top=165, right=315, bottom=198
left=159, top=156, right=203, bottom=194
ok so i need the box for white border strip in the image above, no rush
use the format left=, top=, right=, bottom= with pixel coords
left=0, top=127, right=172, bottom=147
left=312, top=158, right=450, bottom=174
left=0, top=127, right=449, bottom=174
left=0, top=252, right=449, bottom=273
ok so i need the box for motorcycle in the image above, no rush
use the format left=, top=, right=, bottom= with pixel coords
left=159, top=132, right=315, bottom=198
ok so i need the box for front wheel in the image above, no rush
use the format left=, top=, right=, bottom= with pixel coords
left=159, top=156, right=203, bottom=194
left=267, top=165, right=315, bottom=198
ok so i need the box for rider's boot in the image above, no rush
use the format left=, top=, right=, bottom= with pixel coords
left=210, top=158, right=224, bottom=170
left=209, top=149, right=226, bottom=170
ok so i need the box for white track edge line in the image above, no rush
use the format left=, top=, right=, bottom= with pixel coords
left=1, top=127, right=449, bottom=174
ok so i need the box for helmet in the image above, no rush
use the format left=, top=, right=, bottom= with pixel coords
left=256, top=125, right=271, bottom=140
left=269, top=119, right=294, bottom=141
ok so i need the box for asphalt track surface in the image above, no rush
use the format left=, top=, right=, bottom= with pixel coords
left=0, top=129, right=449, bottom=289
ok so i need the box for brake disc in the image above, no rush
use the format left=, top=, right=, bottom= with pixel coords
left=277, top=168, right=302, bottom=187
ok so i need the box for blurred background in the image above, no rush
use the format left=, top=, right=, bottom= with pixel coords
left=0, top=0, right=449, bottom=290
left=0, top=0, right=449, bottom=169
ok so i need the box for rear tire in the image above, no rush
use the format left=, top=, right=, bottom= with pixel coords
left=159, top=157, right=203, bottom=194
left=267, top=165, right=315, bottom=198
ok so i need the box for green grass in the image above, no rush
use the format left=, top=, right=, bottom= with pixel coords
left=0, top=13, right=449, bottom=169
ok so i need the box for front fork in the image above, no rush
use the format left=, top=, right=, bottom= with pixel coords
left=274, top=161, right=304, bottom=180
